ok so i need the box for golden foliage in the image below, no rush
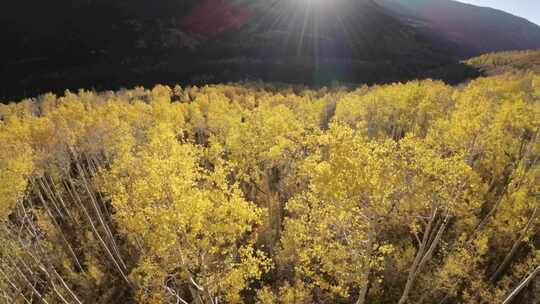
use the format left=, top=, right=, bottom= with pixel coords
left=0, top=73, right=539, bottom=303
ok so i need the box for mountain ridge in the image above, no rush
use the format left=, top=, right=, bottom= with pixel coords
left=375, top=0, right=540, bottom=57
left=0, top=0, right=539, bottom=100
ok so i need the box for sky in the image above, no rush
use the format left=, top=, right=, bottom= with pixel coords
left=459, top=1, right=540, bottom=25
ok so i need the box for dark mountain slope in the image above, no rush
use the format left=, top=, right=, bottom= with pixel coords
left=0, top=0, right=457, bottom=100
left=376, top=0, right=540, bottom=57
left=191, top=0, right=458, bottom=84
left=206, top=0, right=437, bottom=59
left=0, top=0, right=538, bottom=100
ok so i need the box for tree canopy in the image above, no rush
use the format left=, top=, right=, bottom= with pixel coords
left=0, top=73, right=539, bottom=303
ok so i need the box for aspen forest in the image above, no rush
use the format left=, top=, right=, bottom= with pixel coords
left=0, top=70, right=538, bottom=304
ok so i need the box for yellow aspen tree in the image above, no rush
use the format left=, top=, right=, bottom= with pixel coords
left=101, top=122, right=269, bottom=304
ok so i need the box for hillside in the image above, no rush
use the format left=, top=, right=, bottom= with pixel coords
left=376, top=0, right=540, bottom=57
left=0, top=0, right=453, bottom=100
left=191, top=0, right=460, bottom=85
left=1, top=0, right=540, bottom=100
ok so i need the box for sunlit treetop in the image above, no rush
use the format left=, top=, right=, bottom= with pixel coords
left=0, top=73, right=539, bottom=304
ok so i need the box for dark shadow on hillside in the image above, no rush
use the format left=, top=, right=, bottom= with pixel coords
left=0, top=57, right=485, bottom=102
left=0, top=0, right=479, bottom=102
left=421, top=62, right=483, bottom=85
